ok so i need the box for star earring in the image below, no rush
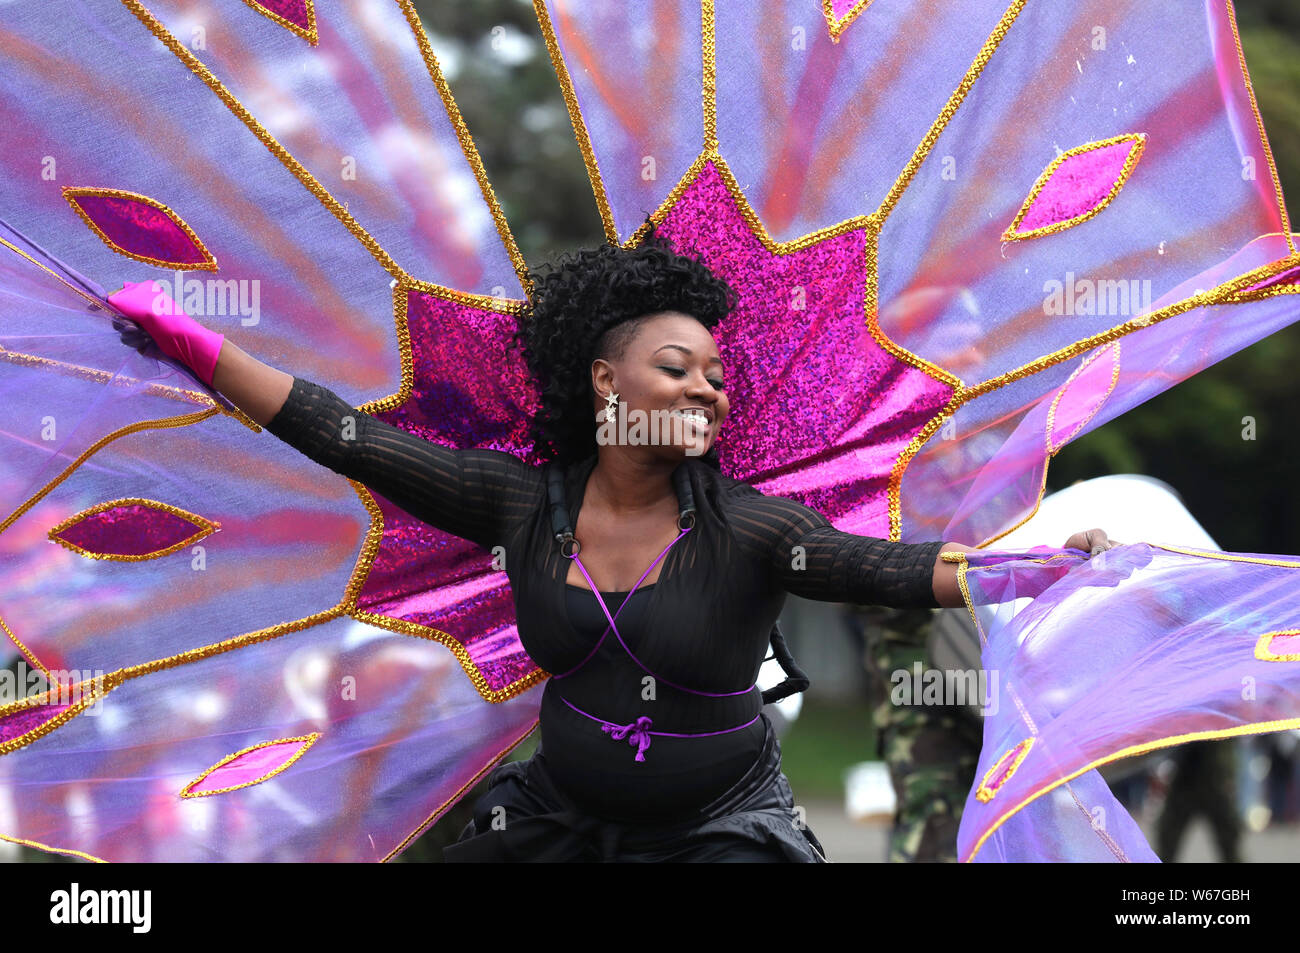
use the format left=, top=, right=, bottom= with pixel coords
left=600, top=391, right=619, bottom=424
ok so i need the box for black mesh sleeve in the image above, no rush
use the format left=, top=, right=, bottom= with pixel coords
left=263, top=376, right=538, bottom=550
left=728, top=491, right=944, bottom=609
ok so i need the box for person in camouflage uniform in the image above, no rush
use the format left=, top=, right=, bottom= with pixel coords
left=844, top=605, right=982, bottom=863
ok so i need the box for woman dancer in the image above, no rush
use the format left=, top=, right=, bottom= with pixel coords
left=107, top=237, right=1115, bottom=862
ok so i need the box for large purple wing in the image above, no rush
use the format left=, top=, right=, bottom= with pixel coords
left=537, top=0, right=1297, bottom=543
left=0, top=0, right=542, bottom=861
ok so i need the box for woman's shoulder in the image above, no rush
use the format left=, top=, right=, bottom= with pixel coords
left=460, top=447, right=548, bottom=497
left=688, top=460, right=817, bottom=520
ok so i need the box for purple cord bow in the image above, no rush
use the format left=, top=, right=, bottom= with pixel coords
left=602, top=716, right=653, bottom=762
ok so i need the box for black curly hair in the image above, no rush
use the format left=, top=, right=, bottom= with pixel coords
left=510, top=223, right=738, bottom=469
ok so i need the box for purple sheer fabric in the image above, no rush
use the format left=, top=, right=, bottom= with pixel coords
left=954, top=543, right=1300, bottom=862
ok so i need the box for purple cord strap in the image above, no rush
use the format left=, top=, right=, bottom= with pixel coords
left=557, top=523, right=762, bottom=762
left=558, top=696, right=762, bottom=763
left=562, top=526, right=757, bottom=697
left=551, top=520, right=686, bottom=676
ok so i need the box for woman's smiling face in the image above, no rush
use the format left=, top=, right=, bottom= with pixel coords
left=591, top=311, right=730, bottom=461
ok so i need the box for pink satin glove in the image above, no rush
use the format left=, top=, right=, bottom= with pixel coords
left=107, top=280, right=225, bottom=387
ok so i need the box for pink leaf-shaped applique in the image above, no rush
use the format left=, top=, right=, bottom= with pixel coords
left=48, top=498, right=220, bottom=561
left=179, top=734, right=320, bottom=798
left=1256, top=630, right=1300, bottom=663
left=0, top=701, right=72, bottom=752
left=244, top=0, right=318, bottom=45
left=354, top=284, right=541, bottom=700
left=1046, top=341, right=1121, bottom=454
left=63, top=187, right=218, bottom=270
left=976, top=738, right=1034, bottom=803
left=1003, top=134, right=1146, bottom=241
left=822, top=0, right=875, bottom=41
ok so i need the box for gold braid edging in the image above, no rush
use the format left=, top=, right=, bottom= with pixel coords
left=178, top=733, right=321, bottom=798
left=1227, top=0, right=1294, bottom=255
left=241, top=0, right=318, bottom=45
left=942, top=541, right=1300, bottom=860
left=46, top=497, right=220, bottom=562
left=821, top=0, right=877, bottom=42
left=0, top=408, right=220, bottom=537
left=874, top=0, right=1028, bottom=222
left=62, top=186, right=219, bottom=271
left=396, top=0, right=531, bottom=296
left=1001, top=134, right=1146, bottom=242
left=0, top=614, right=51, bottom=680
left=533, top=0, right=618, bottom=244
left=119, top=0, right=405, bottom=281
left=382, top=717, right=539, bottom=861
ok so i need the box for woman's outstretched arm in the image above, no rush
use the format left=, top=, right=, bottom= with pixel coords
left=731, top=490, right=951, bottom=609
left=107, top=280, right=536, bottom=550
left=211, top=338, right=294, bottom=426
left=733, top=491, right=1117, bottom=610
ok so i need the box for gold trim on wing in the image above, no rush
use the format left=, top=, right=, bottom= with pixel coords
left=0, top=234, right=108, bottom=312
left=941, top=549, right=984, bottom=643
left=967, top=715, right=1300, bottom=861
left=121, top=0, right=529, bottom=412
left=897, top=253, right=1300, bottom=541
left=1256, top=630, right=1300, bottom=663
left=361, top=277, right=528, bottom=416
left=383, top=718, right=539, bottom=861
left=874, top=0, right=1028, bottom=222
left=1001, top=134, right=1146, bottom=242
left=396, top=0, right=531, bottom=295
left=975, top=737, right=1033, bottom=803
left=1146, top=543, right=1300, bottom=569
left=0, top=614, right=51, bottom=681
left=821, top=0, right=877, bottom=42
left=242, top=0, right=318, bottom=45
left=339, top=476, right=549, bottom=703
left=62, top=186, right=219, bottom=271
left=0, top=343, right=221, bottom=409
left=702, top=0, right=717, bottom=153
left=349, top=607, right=551, bottom=705
left=0, top=408, right=221, bottom=538
left=532, top=0, right=618, bottom=244
left=974, top=343, right=1122, bottom=549
left=0, top=833, right=108, bottom=864
left=118, top=0, right=411, bottom=281
left=47, top=497, right=221, bottom=562
left=1046, top=342, right=1122, bottom=462
left=1227, top=0, right=1294, bottom=256
left=0, top=676, right=110, bottom=756
left=942, top=542, right=1300, bottom=860
left=179, top=733, right=321, bottom=798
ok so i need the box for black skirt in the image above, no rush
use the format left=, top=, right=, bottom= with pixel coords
left=443, top=713, right=828, bottom=862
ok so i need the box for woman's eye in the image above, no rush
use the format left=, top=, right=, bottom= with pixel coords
left=660, top=366, right=725, bottom=390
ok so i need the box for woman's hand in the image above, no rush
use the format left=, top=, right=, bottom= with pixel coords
left=106, top=279, right=225, bottom=387
left=105, top=279, right=291, bottom=426
left=1063, top=527, right=1121, bottom=556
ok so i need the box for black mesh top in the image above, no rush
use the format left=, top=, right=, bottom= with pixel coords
left=265, top=375, right=945, bottom=823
